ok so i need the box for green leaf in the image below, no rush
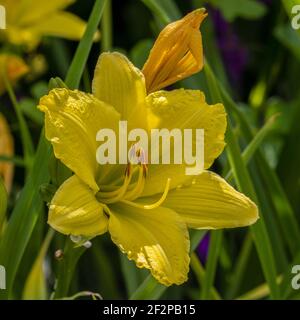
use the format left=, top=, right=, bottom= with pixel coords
left=141, top=0, right=172, bottom=25
left=65, top=0, right=107, bottom=89
left=3, top=73, right=35, bottom=169
left=0, top=133, right=50, bottom=299
left=19, top=98, right=44, bottom=126
left=200, top=231, right=223, bottom=300
left=130, top=39, right=154, bottom=69
left=22, top=230, right=54, bottom=300
left=0, top=177, right=7, bottom=233
left=190, top=253, right=221, bottom=300
left=275, top=24, right=300, bottom=62
left=225, top=114, right=279, bottom=182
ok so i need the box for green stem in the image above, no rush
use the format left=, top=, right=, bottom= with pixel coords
left=0, top=177, right=7, bottom=233
left=65, top=0, right=107, bottom=89
left=141, top=0, right=171, bottom=25
left=190, top=253, right=221, bottom=300
left=226, top=232, right=253, bottom=299
left=225, top=115, right=278, bottom=182
left=101, top=0, right=113, bottom=51
left=200, top=231, right=222, bottom=300
left=237, top=275, right=282, bottom=300
left=53, top=239, right=86, bottom=299
left=0, top=155, right=26, bottom=167
left=3, top=72, right=34, bottom=169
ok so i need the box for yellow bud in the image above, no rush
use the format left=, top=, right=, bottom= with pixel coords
left=142, top=9, right=207, bottom=93
left=0, top=54, right=29, bottom=95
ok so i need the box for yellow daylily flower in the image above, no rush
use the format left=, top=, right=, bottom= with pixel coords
left=0, top=0, right=90, bottom=49
left=142, top=9, right=207, bottom=93
left=0, top=112, right=14, bottom=193
left=0, top=53, right=29, bottom=95
left=39, top=52, right=258, bottom=286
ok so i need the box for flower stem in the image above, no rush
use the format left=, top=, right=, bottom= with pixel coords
left=200, top=231, right=223, bottom=300
left=101, top=0, right=113, bottom=51
left=190, top=252, right=221, bottom=300
left=3, top=72, right=34, bottom=170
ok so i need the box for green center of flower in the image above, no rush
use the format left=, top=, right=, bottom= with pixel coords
left=96, top=148, right=171, bottom=209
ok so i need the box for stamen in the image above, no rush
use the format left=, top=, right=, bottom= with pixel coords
left=120, top=178, right=171, bottom=210
left=124, top=165, right=146, bottom=201
left=97, top=164, right=133, bottom=203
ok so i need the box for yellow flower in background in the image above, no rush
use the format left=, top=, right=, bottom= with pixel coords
left=0, top=0, right=90, bottom=49
left=0, top=112, right=14, bottom=193
left=38, top=52, right=258, bottom=286
left=143, top=9, right=207, bottom=93
left=0, top=53, right=29, bottom=95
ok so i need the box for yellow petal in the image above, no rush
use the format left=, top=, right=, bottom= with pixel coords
left=108, top=204, right=190, bottom=286
left=92, top=52, right=148, bottom=130
left=142, top=89, right=226, bottom=196
left=2, top=1, right=89, bottom=48
left=27, top=12, right=87, bottom=41
left=147, top=89, right=226, bottom=168
left=162, top=171, right=259, bottom=229
left=0, top=54, right=29, bottom=95
left=48, top=175, right=108, bottom=236
left=38, top=88, right=120, bottom=191
left=142, top=9, right=207, bottom=93
left=17, top=0, right=75, bottom=25
left=0, top=113, right=14, bottom=193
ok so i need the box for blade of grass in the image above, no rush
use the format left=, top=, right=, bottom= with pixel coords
left=53, top=239, right=86, bottom=299
left=190, top=252, right=221, bottom=300
left=22, top=229, right=55, bottom=299
left=225, top=115, right=279, bottom=181
left=141, top=0, right=172, bottom=25
left=121, top=253, right=145, bottom=297
left=65, top=0, right=107, bottom=89
left=3, top=73, right=34, bottom=169
left=226, top=232, right=253, bottom=299
left=200, top=231, right=223, bottom=300
left=237, top=275, right=282, bottom=300
left=101, top=0, right=113, bottom=52
left=0, top=177, right=7, bottom=233
left=0, top=155, right=26, bottom=167
left=0, top=132, right=50, bottom=299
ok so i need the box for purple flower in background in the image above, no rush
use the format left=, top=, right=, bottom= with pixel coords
left=197, top=233, right=210, bottom=264
left=210, top=9, right=248, bottom=88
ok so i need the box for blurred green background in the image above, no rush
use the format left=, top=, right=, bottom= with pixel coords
left=1, top=0, right=300, bottom=300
